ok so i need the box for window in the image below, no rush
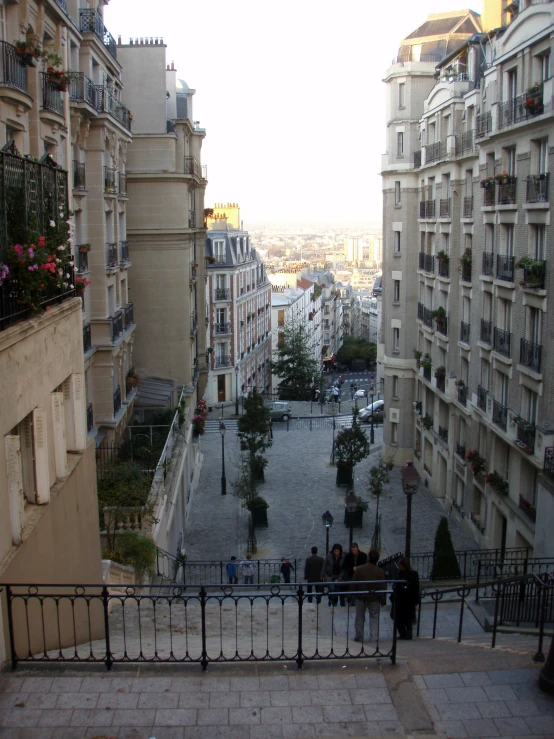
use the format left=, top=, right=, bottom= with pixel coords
left=485, top=224, right=495, bottom=254
left=214, top=240, right=225, bottom=263
left=507, top=68, right=517, bottom=101
left=393, top=280, right=400, bottom=303
left=397, top=132, right=404, bottom=157
left=277, top=309, right=284, bottom=327
left=394, top=231, right=401, bottom=254
left=392, top=375, right=399, bottom=398
left=398, top=82, right=405, bottom=108
left=481, top=359, right=491, bottom=390
left=539, top=52, right=550, bottom=82
left=505, top=147, right=516, bottom=176
left=391, top=423, right=398, bottom=444
left=533, top=225, right=546, bottom=260
left=393, top=327, right=400, bottom=351
left=394, top=181, right=401, bottom=205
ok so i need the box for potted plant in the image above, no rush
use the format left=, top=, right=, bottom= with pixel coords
left=343, top=494, right=368, bottom=529
left=206, top=346, right=213, bottom=354
left=436, top=250, right=449, bottom=262
left=79, top=243, right=91, bottom=253
left=434, top=366, right=446, bottom=379
left=524, top=83, right=544, bottom=115
left=455, top=379, right=466, bottom=387
left=465, top=449, right=486, bottom=476
left=420, top=354, right=432, bottom=370
left=480, top=177, right=495, bottom=189
left=484, top=470, right=509, bottom=496
left=246, top=496, right=269, bottom=527
left=422, top=414, right=433, bottom=430
left=206, top=255, right=216, bottom=264
left=431, top=306, right=447, bottom=331
left=334, top=413, right=370, bottom=487
left=13, top=40, right=42, bottom=66
left=46, top=66, right=69, bottom=91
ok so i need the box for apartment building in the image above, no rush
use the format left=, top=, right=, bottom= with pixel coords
left=205, top=211, right=272, bottom=403
left=321, top=285, right=343, bottom=360
left=381, top=1, right=554, bottom=555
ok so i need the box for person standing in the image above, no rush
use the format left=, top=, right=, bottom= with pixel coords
left=390, top=557, right=421, bottom=639
left=350, top=382, right=355, bottom=400
left=240, top=553, right=254, bottom=585
left=280, top=557, right=294, bottom=583
left=322, top=543, right=346, bottom=606
left=226, top=556, right=238, bottom=585
left=341, top=542, right=368, bottom=606
left=352, top=549, right=386, bottom=643
left=332, top=385, right=340, bottom=403
left=304, top=546, right=324, bottom=603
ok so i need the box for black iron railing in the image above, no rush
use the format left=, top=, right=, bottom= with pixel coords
left=436, top=375, right=445, bottom=392
left=496, top=254, right=514, bottom=282
left=215, top=322, right=231, bottom=334
left=188, top=210, right=196, bottom=228
left=480, top=319, right=491, bottom=343
left=455, top=442, right=466, bottom=459
left=76, top=247, right=89, bottom=273
left=475, top=111, right=492, bottom=139
left=118, top=172, right=127, bottom=195
left=463, top=196, right=473, bottom=217
left=83, top=323, right=91, bottom=353
left=526, top=174, right=549, bottom=203
left=517, top=422, right=536, bottom=454
left=120, top=240, right=129, bottom=263
left=456, top=129, right=474, bottom=155
left=69, top=72, right=97, bottom=107
left=215, top=354, right=231, bottom=368
left=492, top=399, right=508, bottom=431
left=104, top=166, right=117, bottom=193
left=520, top=339, right=541, bottom=373
left=419, top=200, right=435, bottom=218
left=417, top=302, right=424, bottom=320
left=497, top=177, right=517, bottom=205
left=457, top=385, right=468, bottom=406
left=111, top=311, right=123, bottom=342
left=79, top=9, right=117, bottom=59
left=423, top=307, right=433, bottom=328
left=413, top=150, right=421, bottom=168
left=460, top=321, right=470, bottom=343
left=544, top=448, right=554, bottom=481
left=522, top=260, right=546, bottom=289
left=215, top=288, right=230, bottom=300
left=477, top=385, right=487, bottom=411
left=41, top=73, right=63, bottom=115
left=425, top=140, right=446, bottom=164
left=184, top=156, right=202, bottom=176
left=436, top=315, right=448, bottom=336
left=106, top=242, right=118, bottom=268
left=0, top=269, right=76, bottom=332
left=519, top=495, right=537, bottom=522
left=439, top=198, right=451, bottom=217
left=113, top=385, right=121, bottom=415
left=418, top=253, right=434, bottom=273
left=493, top=327, right=511, bottom=357
left=86, top=402, right=94, bottom=433
left=438, top=259, right=449, bottom=277
left=124, top=302, right=134, bottom=329
left=483, top=186, right=496, bottom=206
left=73, top=160, right=86, bottom=190
left=190, top=310, right=197, bottom=335
left=497, top=89, right=544, bottom=129
left=0, top=41, right=28, bottom=93
left=482, top=252, right=494, bottom=276
left=95, top=86, right=132, bottom=131
left=438, top=425, right=448, bottom=442
left=460, top=260, right=472, bottom=282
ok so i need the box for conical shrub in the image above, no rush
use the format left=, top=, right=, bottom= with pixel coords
left=430, top=516, right=462, bottom=580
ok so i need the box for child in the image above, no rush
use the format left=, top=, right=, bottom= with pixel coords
left=280, top=557, right=293, bottom=583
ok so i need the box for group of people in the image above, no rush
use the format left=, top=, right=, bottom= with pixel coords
left=226, top=544, right=420, bottom=642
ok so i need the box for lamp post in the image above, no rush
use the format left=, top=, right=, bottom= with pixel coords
left=345, top=490, right=358, bottom=549
left=321, top=510, right=334, bottom=555
left=369, top=384, right=375, bottom=444
left=234, top=365, right=239, bottom=416
left=400, top=461, right=420, bottom=558
left=220, top=421, right=227, bottom=495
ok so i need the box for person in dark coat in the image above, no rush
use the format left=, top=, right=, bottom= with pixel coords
left=304, top=546, right=325, bottom=603
left=351, top=548, right=386, bottom=642
left=341, top=542, right=368, bottom=605
left=390, top=557, right=420, bottom=639
left=322, top=543, right=346, bottom=606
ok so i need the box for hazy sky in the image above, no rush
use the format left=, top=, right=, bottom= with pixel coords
left=105, top=0, right=482, bottom=229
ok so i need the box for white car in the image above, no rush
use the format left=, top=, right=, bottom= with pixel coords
left=354, top=388, right=368, bottom=399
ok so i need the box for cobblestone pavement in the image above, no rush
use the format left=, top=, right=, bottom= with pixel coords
left=186, top=405, right=478, bottom=563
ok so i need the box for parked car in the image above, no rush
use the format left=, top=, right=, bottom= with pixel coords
left=358, top=399, right=384, bottom=423
left=265, top=401, right=292, bottom=421
left=354, top=388, right=368, bottom=399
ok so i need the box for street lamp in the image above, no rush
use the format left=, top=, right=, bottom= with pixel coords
left=345, top=490, right=358, bottom=549
left=400, top=461, right=420, bottom=558
left=369, top=384, right=375, bottom=444
left=234, top=365, right=239, bottom=416
left=321, top=510, right=334, bottom=554
left=220, top=421, right=227, bottom=495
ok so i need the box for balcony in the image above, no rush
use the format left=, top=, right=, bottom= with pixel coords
left=215, top=354, right=231, bottom=369
left=73, top=160, right=86, bottom=190
left=190, top=311, right=198, bottom=335
left=111, top=312, right=124, bottom=342
left=69, top=72, right=98, bottom=108
left=460, top=321, right=470, bottom=344
left=425, top=140, right=446, bottom=164
left=41, top=73, right=63, bottom=116
left=497, top=177, right=517, bottom=205
left=496, top=254, right=515, bottom=282
left=493, top=327, right=511, bottom=358
left=418, top=252, right=435, bottom=273
left=526, top=174, right=549, bottom=203
left=436, top=374, right=445, bottom=392
left=96, top=86, right=132, bottom=131
left=492, top=399, right=508, bottom=431
left=517, top=422, right=536, bottom=454
left=460, top=260, right=472, bottom=282
left=457, top=385, right=468, bottom=406
left=483, top=186, right=496, bottom=207
left=124, top=302, right=134, bottom=330
left=477, top=385, right=487, bottom=411
left=520, top=338, right=541, bottom=373
left=463, top=197, right=473, bottom=218
left=215, top=322, right=231, bottom=335
left=435, top=314, right=448, bottom=336
left=438, top=426, right=448, bottom=442
left=519, top=495, right=537, bottom=523
left=439, top=198, right=451, bottom=218
left=480, top=319, right=492, bottom=344
left=475, top=111, right=492, bottom=139
left=106, top=242, right=118, bottom=268
left=414, top=150, right=421, bottom=168
left=419, top=200, right=435, bottom=219
left=118, top=172, right=127, bottom=195
left=544, top=447, right=554, bottom=481
left=438, top=258, right=449, bottom=278
left=86, top=402, right=94, bottom=433
left=188, top=210, right=196, bottom=228
left=0, top=41, right=28, bottom=94
left=113, top=386, right=122, bottom=415
left=120, top=240, right=129, bottom=263
left=214, top=287, right=230, bottom=301
left=455, top=442, right=466, bottom=460
left=456, top=129, right=475, bottom=156
left=423, top=366, right=432, bottom=382
left=497, top=87, right=544, bottom=130
left=521, top=260, right=546, bottom=289
left=83, top=323, right=92, bottom=353
left=79, top=8, right=117, bottom=59
left=482, top=252, right=494, bottom=277
left=104, top=166, right=117, bottom=193
left=76, top=247, right=89, bottom=274
left=184, top=156, right=202, bottom=177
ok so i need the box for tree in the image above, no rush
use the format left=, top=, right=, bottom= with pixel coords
left=337, top=336, right=377, bottom=369
left=237, top=390, right=272, bottom=480
left=270, top=308, right=319, bottom=399
left=430, top=517, right=462, bottom=580
left=367, top=457, right=394, bottom=550
left=335, top=413, right=370, bottom=469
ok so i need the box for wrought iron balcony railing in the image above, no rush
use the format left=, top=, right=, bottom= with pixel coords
left=118, top=172, right=127, bottom=195
left=69, top=72, right=98, bottom=107
left=477, top=385, right=487, bottom=411
left=423, top=366, right=432, bottom=382
left=419, top=200, right=435, bottom=218
left=106, top=243, right=118, bottom=268
left=456, top=129, right=475, bottom=156
left=413, top=150, right=421, bottom=168
left=113, top=385, right=122, bottom=415
left=104, top=166, right=117, bottom=193
left=497, top=177, right=517, bottom=205
left=460, top=261, right=472, bottom=282
left=214, top=287, right=230, bottom=301
left=480, top=319, right=492, bottom=344
left=188, top=210, right=196, bottom=228
left=215, top=322, right=231, bottom=335
left=517, top=423, right=536, bottom=454
left=463, top=196, right=473, bottom=218
left=475, top=111, right=492, bottom=139
left=83, top=323, right=92, bottom=353
left=482, top=251, right=494, bottom=276
left=483, top=186, right=496, bottom=206
left=455, top=442, right=466, bottom=459
left=120, top=240, right=129, bottom=263
left=520, top=339, right=541, bottom=373
left=79, top=8, right=117, bottom=59
left=215, top=354, right=232, bottom=368
left=418, top=253, right=435, bottom=273
left=86, top=402, right=94, bottom=433
left=95, top=86, right=132, bottom=131
left=438, top=259, right=449, bottom=278
left=460, top=321, right=470, bottom=344
left=190, top=311, right=197, bottom=335
left=124, top=302, right=134, bottom=329
left=0, top=41, right=28, bottom=93
left=544, top=447, right=554, bottom=481
left=111, top=311, right=123, bottom=342
left=496, top=254, right=514, bottom=282
left=423, top=307, right=434, bottom=329
left=41, top=73, right=63, bottom=115
left=526, top=174, right=549, bottom=203
left=438, top=426, right=448, bottom=442
left=436, top=315, right=448, bottom=336
left=519, top=495, right=537, bottom=522
left=457, top=385, right=468, bottom=406
left=436, top=375, right=445, bottom=392
left=522, top=260, right=546, bottom=289
left=497, top=88, right=544, bottom=129
left=76, top=247, right=89, bottom=273
left=425, top=140, right=446, bottom=164
left=184, top=156, right=202, bottom=177
left=493, top=327, right=511, bottom=358
left=73, top=160, right=86, bottom=190
left=492, top=399, right=508, bottom=431
left=439, top=198, right=451, bottom=217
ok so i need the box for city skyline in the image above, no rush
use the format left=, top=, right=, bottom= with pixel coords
left=104, top=0, right=483, bottom=228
